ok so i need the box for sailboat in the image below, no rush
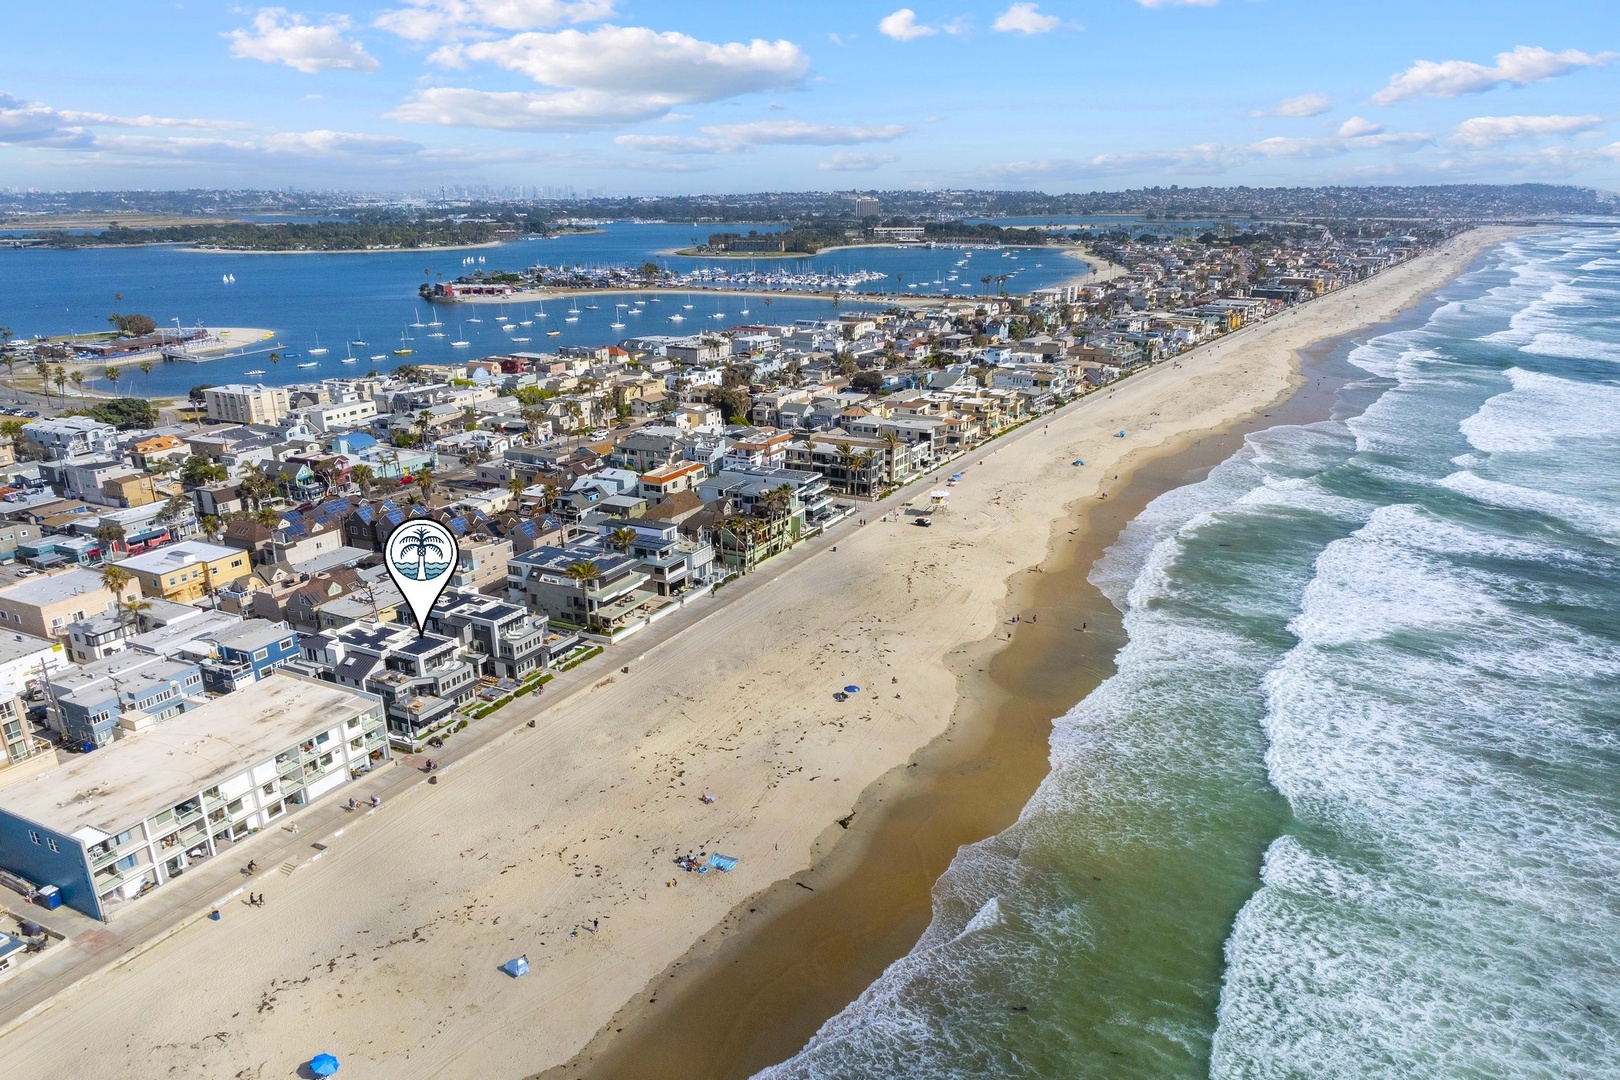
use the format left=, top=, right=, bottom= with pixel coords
left=451, top=323, right=470, bottom=347
left=567, top=301, right=581, bottom=315
left=350, top=328, right=367, bottom=347
left=534, top=301, right=547, bottom=320
left=393, top=328, right=414, bottom=356
left=682, top=296, right=695, bottom=310
left=610, top=303, right=626, bottom=330
left=466, top=311, right=482, bottom=323
left=668, top=313, right=685, bottom=323
left=427, top=311, right=443, bottom=327
left=546, top=328, right=561, bottom=337
left=297, top=359, right=319, bottom=368
left=342, top=344, right=357, bottom=364
left=740, top=307, right=750, bottom=315
left=585, top=303, right=599, bottom=310
left=308, top=332, right=329, bottom=356
left=410, top=307, right=426, bottom=328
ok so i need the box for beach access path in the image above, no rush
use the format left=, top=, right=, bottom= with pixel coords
left=0, top=227, right=1519, bottom=1080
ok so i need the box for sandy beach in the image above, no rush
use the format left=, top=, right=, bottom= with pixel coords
left=0, top=227, right=1518, bottom=1080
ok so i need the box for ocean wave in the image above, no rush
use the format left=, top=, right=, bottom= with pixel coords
left=1459, top=367, right=1620, bottom=454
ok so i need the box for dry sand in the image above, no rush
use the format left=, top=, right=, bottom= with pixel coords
left=0, top=228, right=1517, bottom=1080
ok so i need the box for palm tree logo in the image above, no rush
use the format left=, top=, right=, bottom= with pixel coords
left=395, top=524, right=449, bottom=580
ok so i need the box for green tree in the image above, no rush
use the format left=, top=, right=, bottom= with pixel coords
left=93, top=522, right=127, bottom=558
left=350, top=463, right=376, bottom=497
left=563, top=559, right=601, bottom=631
left=608, top=527, right=637, bottom=553
left=178, top=454, right=228, bottom=488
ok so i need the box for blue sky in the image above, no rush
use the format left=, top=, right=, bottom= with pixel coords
left=1, top=1, right=1615, bottom=193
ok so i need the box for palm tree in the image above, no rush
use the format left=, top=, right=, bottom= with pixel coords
left=608, top=527, right=637, bottom=553
left=0, top=326, right=13, bottom=402
left=757, top=484, right=794, bottom=521
left=254, top=506, right=281, bottom=530
left=199, top=514, right=222, bottom=542
left=397, top=524, right=448, bottom=580
left=563, top=559, right=601, bottom=629
left=238, top=463, right=274, bottom=511
left=137, top=359, right=155, bottom=393
left=51, top=365, right=66, bottom=402
left=99, top=563, right=132, bottom=598
left=117, top=595, right=153, bottom=635
left=413, top=466, right=437, bottom=503
left=103, top=366, right=120, bottom=393
left=69, top=370, right=86, bottom=398
left=93, top=522, right=126, bottom=558
left=268, top=351, right=281, bottom=367
left=350, top=463, right=376, bottom=498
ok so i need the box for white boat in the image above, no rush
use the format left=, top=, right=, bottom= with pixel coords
left=610, top=321, right=626, bottom=329
left=410, top=307, right=426, bottom=327
left=427, top=314, right=443, bottom=327
left=519, top=319, right=533, bottom=327
left=297, top=361, right=318, bottom=368
left=512, top=336, right=530, bottom=342
left=244, top=368, right=265, bottom=376
left=740, top=308, right=750, bottom=315
left=451, top=323, right=470, bottom=347
left=567, top=303, right=581, bottom=315
left=669, top=313, right=685, bottom=323
left=467, top=313, right=482, bottom=323
left=427, top=331, right=445, bottom=338
left=564, top=316, right=578, bottom=323
left=343, top=345, right=358, bottom=364
left=585, top=303, right=599, bottom=310
left=350, top=329, right=367, bottom=346
left=546, top=329, right=561, bottom=337
left=307, top=332, right=329, bottom=356
left=370, top=353, right=387, bottom=361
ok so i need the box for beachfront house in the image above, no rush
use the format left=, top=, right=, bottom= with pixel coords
left=506, top=542, right=656, bottom=635
left=0, top=674, right=389, bottom=920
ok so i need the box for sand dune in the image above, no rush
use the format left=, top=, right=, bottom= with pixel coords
left=0, top=227, right=1517, bottom=1080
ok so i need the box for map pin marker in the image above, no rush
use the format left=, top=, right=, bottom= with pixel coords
left=384, top=518, right=457, bottom=636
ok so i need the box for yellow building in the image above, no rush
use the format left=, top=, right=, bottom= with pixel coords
left=116, top=540, right=251, bottom=603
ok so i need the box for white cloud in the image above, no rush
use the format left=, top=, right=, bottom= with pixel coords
left=395, top=25, right=810, bottom=131
left=1133, top=0, right=1219, bottom=8
left=225, top=8, right=380, bottom=74
left=1255, top=92, right=1332, bottom=118
left=1451, top=114, right=1605, bottom=148
left=879, top=9, right=937, bottom=41
left=1371, top=46, right=1617, bottom=104
left=459, top=26, right=806, bottom=99
left=613, top=133, right=736, bottom=154
left=993, top=3, right=1060, bottom=34
left=375, top=0, right=614, bottom=42
left=1337, top=116, right=1383, bottom=138
left=819, top=151, right=897, bottom=171
left=701, top=120, right=909, bottom=145
left=387, top=87, right=676, bottom=131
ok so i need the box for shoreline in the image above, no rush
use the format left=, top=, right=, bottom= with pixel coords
left=539, top=226, right=1525, bottom=1080
left=0, top=228, right=1523, bottom=1080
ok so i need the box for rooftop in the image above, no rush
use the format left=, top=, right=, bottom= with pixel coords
left=118, top=541, right=244, bottom=575
left=0, top=673, right=379, bottom=839
left=0, top=568, right=115, bottom=607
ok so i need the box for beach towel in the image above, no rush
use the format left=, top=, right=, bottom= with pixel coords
left=708, top=854, right=739, bottom=872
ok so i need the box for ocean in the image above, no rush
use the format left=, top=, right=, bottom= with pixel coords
left=753, top=228, right=1620, bottom=1079
left=0, top=221, right=1081, bottom=399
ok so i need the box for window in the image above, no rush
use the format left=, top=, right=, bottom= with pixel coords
left=28, top=830, right=40, bottom=845
left=47, top=838, right=60, bottom=852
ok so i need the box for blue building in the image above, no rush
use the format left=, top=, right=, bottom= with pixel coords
left=193, top=621, right=299, bottom=694
left=50, top=655, right=205, bottom=749
left=0, top=674, right=388, bottom=920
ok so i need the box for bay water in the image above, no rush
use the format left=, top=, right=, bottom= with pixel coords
left=755, top=228, right=1620, bottom=1078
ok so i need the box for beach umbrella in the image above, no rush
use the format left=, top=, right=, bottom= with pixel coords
left=844, top=685, right=861, bottom=694
left=309, top=1053, right=340, bottom=1076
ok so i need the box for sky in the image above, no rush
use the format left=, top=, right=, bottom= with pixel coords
left=0, top=1, right=1616, bottom=194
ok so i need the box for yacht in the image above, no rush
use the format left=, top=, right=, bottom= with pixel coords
left=307, top=332, right=328, bottom=356
left=244, top=368, right=265, bottom=376
left=297, top=360, right=319, bottom=368
left=511, top=336, right=530, bottom=343
left=410, top=308, right=427, bottom=327
left=349, top=329, right=367, bottom=347
left=669, top=313, right=685, bottom=323
left=546, top=329, right=561, bottom=337
left=370, top=354, right=387, bottom=362
left=451, top=323, right=470, bottom=347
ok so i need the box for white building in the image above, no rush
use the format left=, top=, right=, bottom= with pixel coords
left=202, top=384, right=291, bottom=425
left=20, top=416, right=119, bottom=460
left=302, top=399, right=378, bottom=435
left=0, top=673, right=390, bottom=920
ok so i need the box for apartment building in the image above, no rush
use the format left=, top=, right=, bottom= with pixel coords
left=118, top=540, right=252, bottom=603
left=202, top=384, right=291, bottom=425
left=0, top=674, right=388, bottom=920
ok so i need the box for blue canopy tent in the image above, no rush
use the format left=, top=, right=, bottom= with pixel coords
left=310, top=1053, right=340, bottom=1076
left=502, top=956, right=530, bottom=977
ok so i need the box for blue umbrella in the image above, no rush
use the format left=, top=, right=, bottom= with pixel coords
left=844, top=685, right=860, bottom=694
left=310, top=1053, right=340, bottom=1076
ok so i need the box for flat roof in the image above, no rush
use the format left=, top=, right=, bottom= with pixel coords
left=118, top=541, right=243, bottom=574
left=0, top=629, right=57, bottom=665
left=0, top=674, right=379, bottom=838
left=0, top=568, right=110, bottom=607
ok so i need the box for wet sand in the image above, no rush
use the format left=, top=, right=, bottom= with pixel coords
left=545, top=328, right=1388, bottom=1080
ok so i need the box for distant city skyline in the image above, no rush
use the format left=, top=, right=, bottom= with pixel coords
left=1, top=1, right=1615, bottom=192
